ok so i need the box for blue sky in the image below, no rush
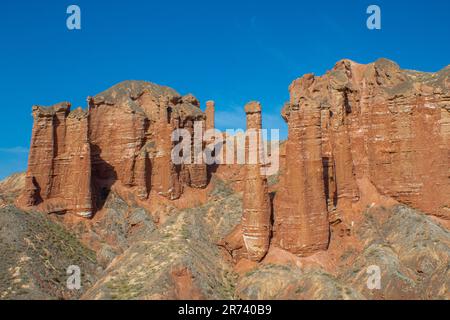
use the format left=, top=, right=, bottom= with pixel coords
left=0, top=0, right=449, bottom=179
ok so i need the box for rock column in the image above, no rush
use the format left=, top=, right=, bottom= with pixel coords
left=242, top=101, right=271, bottom=261
left=65, top=108, right=93, bottom=218
left=151, top=97, right=182, bottom=199
left=205, top=100, right=215, bottom=132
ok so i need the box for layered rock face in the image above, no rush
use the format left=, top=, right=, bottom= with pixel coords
left=5, top=58, right=450, bottom=300
left=275, top=58, right=450, bottom=256
left=16, top=59, right=450, bottom=260
left=273, top=99, right=330, bottom=256
left=17, top=103, right=93, bottom=217
left=18, top=81, right=208, bottom=217
left=241, top=102, right=271, bottom=261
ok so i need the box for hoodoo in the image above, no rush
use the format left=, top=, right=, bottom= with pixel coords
left=241, top=101, right=272, bottom=261
left=205, top=100, right=215, bottom=132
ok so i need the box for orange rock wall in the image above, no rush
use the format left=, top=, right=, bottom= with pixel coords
left=18, top=103, right=93, bottom=217
left=273, top=100, right=330, bottom=256
left=275, top=59, right=450, bottom=256
left=18, top=81, right=208, bottom=217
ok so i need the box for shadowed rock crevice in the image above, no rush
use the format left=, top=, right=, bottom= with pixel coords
left=90, top=144, right=118, bottom=214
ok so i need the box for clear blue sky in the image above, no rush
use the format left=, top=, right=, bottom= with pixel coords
left=0, top=0, right=449, bottom=179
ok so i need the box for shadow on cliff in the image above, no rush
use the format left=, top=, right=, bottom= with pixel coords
left=269, top=191, right=276, bottom=240
left=90, top=144, right=118, bottom=216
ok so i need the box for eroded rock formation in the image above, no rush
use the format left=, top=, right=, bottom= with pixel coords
left=4, top=58, right=450, bottom=300
left=16, top=59, right=450, bottom=263
left=205, top=100, right=215, bottom=132
left=241, top=102, right=271, bottom=261
left=273, top=99, right=330, bottom=256
left=274, top=58, right=450, bottom=256
left=17, top=103, right=93, bottom=217
left=18, top=81, right=209, bottom=217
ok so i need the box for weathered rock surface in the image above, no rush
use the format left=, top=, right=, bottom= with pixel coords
left=4, top=58, right=450, bottom=300
left=274, top=59, right=450, bottom=257
left=236, top=264, right=364, bottom=300
left=241, top=102, right=271, bottom=261
left=0, top=173, right=25, bottom=207
left=273, top=99, right=330, bottom=256
left=17, top=104, right=92, bottom=217
left=18, top=81, right=209, bottom=217
left=205, top=100, right=215, bottom=132
left=2, top=173, right=450, bottom=300
left=341, top=205, right=450, bottom=299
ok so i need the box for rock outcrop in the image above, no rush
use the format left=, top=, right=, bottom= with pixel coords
left=3, top=171, right=449, bottom=299
left=241, top=102, right=271, bottom=261
left=0, top=173, right=25, bottom=207
left=3, top=58, right=450, bottom=300
left=274, top=58, right=450, bottom=256
left=13, top=59, right=450, bottom=291
left=234, top=202, right=450, bottom=300
left=205, top=100, right=215, bottom=132
left=273, top=99, right=330, bottom=256
left=18, top=81, right=209, bottom=217
left=17, top=103, right=93, bottom=217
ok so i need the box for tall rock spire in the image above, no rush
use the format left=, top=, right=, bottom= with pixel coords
left=242, top=101, right=271, bottom=261
left=205, top=100, right=215, bottom=131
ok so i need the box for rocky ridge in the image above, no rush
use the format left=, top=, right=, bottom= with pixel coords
left=1, top=58, right=449, bottom=299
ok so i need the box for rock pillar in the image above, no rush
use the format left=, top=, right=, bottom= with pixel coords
left=242, top=101, right=271, bottom=261
left=205, top=100, right=215, bottom=132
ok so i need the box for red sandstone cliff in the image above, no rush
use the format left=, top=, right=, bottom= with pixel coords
left=17, top=103, right=92, bottom=217
left=16, top=59, right=450, bottom=261
left=18, top=81, right=209, bottom=216
left=274, top=58, right=450, bottom=256
left=273, top=99, right=330, bottom=256
left=6, top=59, right=450, bottom=300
